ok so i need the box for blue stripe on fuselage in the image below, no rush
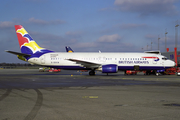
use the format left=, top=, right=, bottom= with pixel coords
left=41, top=65, right=170, bottom=71
left=24, top=50, right=54, bottom=60
left=118, top=66, right=170, bottom=70
left=44, top=65, right=91, bottom=70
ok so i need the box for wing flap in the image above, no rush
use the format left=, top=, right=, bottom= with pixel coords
left=67, top=59, right=100, bottom=68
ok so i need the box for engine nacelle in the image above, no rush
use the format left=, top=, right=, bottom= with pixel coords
left=156, top=69, right=165, bottom=73
left=102, top=64, right=118, bottom=73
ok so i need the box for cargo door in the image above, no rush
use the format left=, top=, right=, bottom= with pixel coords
left=162, top=60, right=164, bottom=66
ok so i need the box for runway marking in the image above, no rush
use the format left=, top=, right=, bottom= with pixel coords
left=82, top=96, right=98, bottom=99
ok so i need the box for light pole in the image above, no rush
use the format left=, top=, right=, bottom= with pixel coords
left=151, top=40, right=153, bottom=51
left=142, top=47, right=144, bottom=52
left=165, top=29, right=168, bottom=52
left=158, top=35, right=160, bottom=50
left=175, top=23, right=179, bottom=49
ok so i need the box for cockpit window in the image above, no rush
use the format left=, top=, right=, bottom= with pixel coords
left=162, top=57, right=168, bottom=60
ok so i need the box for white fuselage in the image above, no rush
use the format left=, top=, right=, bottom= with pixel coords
left=28, top=52, right=175, bottom=71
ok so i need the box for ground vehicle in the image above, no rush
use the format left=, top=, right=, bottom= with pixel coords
left=125, top=70, right=137, bottom=75
left=49, top=68, right=61, bottom=72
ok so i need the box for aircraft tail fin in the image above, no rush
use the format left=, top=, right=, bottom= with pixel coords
left=65, top=46, right=74, bottom=52
left=14, top=25, right=53, bottom=55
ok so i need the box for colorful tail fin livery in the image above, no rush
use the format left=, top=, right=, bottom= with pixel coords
left=65, top=46, right=74, bottom=52
left=15, top=25, right=53, bottom=56
left=6, top=25, right=53, bottom=61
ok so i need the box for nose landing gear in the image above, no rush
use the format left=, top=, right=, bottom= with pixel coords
left=89, top=70, right=95, bottom=76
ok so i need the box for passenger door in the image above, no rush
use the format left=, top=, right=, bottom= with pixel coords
left=41, top=55, right=45, bottom=64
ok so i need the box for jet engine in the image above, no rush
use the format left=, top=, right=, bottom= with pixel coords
left=102, top=64, right=118, bottom=73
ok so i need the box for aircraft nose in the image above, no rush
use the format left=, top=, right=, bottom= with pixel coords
left=172, top=61, right=176, bottom=67
left=168, top=60, right=176, bottom=67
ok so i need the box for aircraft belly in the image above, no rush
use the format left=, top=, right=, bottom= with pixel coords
left=118, top=65, right=169, bottom=70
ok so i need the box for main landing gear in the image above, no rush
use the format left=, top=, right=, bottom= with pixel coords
left=89, top=70, right=95, bottom=76
left=145, top=70, right=161, bottom=76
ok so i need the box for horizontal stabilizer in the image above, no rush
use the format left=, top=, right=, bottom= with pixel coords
left=5, top=50, right=31, bottom=57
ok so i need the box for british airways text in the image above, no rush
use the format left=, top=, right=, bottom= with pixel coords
left=119, top=61, right=149, bottom=64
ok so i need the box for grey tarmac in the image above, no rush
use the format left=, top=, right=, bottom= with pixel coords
left=0, top=69, right=180, bottom=120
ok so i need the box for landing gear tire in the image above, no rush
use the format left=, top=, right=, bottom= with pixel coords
left=156, top=72, right=160, bottom=76
left=124, top=71, right=127, bottom=75
left=146, top=71, right=150, bottom=75
left=89, top=70, right=95, bottom=76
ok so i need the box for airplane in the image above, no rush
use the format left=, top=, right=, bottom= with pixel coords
left=6, top=25, right=175, bottom=76
left=65, top=46, right=74, bottom=53
left=65, top=46, right=101, bottom=53
left=65, top=47, right=171, bottom=75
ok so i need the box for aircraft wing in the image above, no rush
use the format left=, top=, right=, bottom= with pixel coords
left=67, top=58, right=101, bottom=68
left=5, top=50, right=31, bottom=57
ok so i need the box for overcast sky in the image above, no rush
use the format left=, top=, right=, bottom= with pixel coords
left=1, top=0, right=180, bottom=63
